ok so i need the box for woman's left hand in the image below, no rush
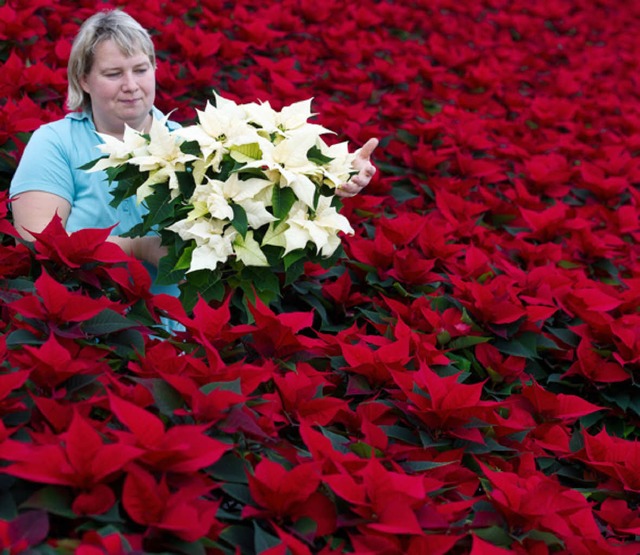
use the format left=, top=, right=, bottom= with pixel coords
left=336, top=138, right=379, bottom=198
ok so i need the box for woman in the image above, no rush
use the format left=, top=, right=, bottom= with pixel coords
left=10, top=9, right=378, bottom=272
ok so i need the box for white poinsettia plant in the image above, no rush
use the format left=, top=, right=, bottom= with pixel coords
left=88, top=93, right=358, bottom=307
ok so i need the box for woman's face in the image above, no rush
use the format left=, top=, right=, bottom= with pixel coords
left=80, top=38, right=155, bottom=136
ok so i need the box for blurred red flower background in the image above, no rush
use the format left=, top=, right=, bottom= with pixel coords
left=1, top=0, right=640, bottom=553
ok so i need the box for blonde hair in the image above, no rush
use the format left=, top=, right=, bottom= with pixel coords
left=66, top=10, right=156, bottom=111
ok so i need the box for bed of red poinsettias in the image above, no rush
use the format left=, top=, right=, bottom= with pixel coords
left=2, top=0, right=640, bottom=553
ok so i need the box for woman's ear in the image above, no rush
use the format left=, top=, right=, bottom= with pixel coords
left=79, top=74, right=90, bottom=93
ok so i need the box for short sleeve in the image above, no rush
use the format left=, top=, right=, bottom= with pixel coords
left=10, top=124, right=76, bottom=204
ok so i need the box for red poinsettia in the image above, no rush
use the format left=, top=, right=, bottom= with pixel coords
left=107, top=393, right=231, bottom=474
left=0, top=411, right=142, bottom=515
left=122, top=465, right=220, bottom=542
left=7, top=269, right=119, bottom=334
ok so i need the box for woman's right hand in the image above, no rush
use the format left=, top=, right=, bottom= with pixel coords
left=110, top=235, right=167, bottom=267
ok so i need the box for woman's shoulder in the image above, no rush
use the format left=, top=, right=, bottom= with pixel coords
left=32, top=112, right=93, bottom=140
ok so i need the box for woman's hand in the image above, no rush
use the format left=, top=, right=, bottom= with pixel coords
left=130, top=235, right=168, bottom=267
left=108, top=235, right=167, bottom=267
left=336, top=138, right=379, bottom=198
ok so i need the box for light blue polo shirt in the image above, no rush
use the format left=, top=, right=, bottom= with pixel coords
left=10, top=108, right=182, bottom=304
left=10, top=107, right=179, bottom=235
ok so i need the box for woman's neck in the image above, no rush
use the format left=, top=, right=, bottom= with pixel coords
left=92, top=111, right=153, bottom=141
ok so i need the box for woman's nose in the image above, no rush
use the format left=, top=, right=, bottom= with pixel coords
left=121, top=71, right=138, bottom=91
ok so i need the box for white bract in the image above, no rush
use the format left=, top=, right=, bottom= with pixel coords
left=264, top=197, right=354, bottom=257
left=89, top=124, right=149, bottom=171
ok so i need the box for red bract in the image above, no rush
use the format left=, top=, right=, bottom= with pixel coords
left=519, top=380, right=604, bottom=423
left=338, top=324, right=412, bottom=386
left=108, top=393, right=231, bottom=474
left=29, top=214, right=129, bottom=268
left=122, top=465, right=219, bottom=542
left=0, top=411, right=142, bottom=515
left=610, top=314, right=640, bottom=366
left=76, top=530, right=142, bottom=555
left=393, top=363, right=499, bottom=443
left=0, top=369, right=29, bottom=417
left=449, top=275, right=527, bottom=329
left=164, top=372, right=247, bottom=425
left=320, top=270, right=369, bottom=308
left=324, top=457, right=428, bottom=536
left=244, top=458, right=336, bottom=536
left=572, top=429, right=640, bottom=493
left=8, top=270, right=117, bottom=331
left=272, top=362, right=348, bottom=426
left=564, top=334, right=629, bottom=383
left=235, top=296, right=325, bottom=359
left=8, top=333, right=109, bottom=389
left=480, top=461, right=616, bottom=554
left=475, top=343, right=526, bottom=384
left=596, top=498, right=640, bottom=536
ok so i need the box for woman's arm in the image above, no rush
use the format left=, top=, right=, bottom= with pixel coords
left=11, top=191, right=71, bottom=240
left=11, top=191, right=166, bottom=266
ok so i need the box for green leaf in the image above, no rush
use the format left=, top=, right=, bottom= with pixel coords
left=135, top=378, right=184, bottom=417
left=109, top=328, right=146, bottom=358
left=379, top=425, right=421, bottom=445
left=448, top=335, right=492, bottom=350
left=231, top=204, right=248, bottom=238
left=473, top=525, right=513, bottom=547
left=307, top=145, right=334, bottom=165
left=22, top=486, right=76, bottom=518
left=208, top=453, right=250, bottom=483
left=78, top=156, right=106, bottom=171
left=253, top=522, right=281, bottom=553
left=272, top=186, right=297, bottom=221
left=545, top=327, right=580, bottom=347
left=176, top=168, right=196, bottom=200
left=219, top=525, right=254, bottom=553
left=180, top=140, right=202, bottom=156
left=390, top=182, right=421, bottom=203
left=350, top=442, right=382, bottom=458
left=520, top=529, right=565, bottom=549
left=5, top=329, right=43, bottom=348
left=180, top=271, right=226, bottom=311
left=0, top=492, right=16, bottom=519
left=108, top=166, right=149, bottom=207
left=283, top=249, right=307, bottom=271
left=292, top=516, right=318, bottom=540
left=321, top=428, right=351, bottom=454
left=401, top=460, right=453, bottom=472
left=172, top=243, right=195, bottom=272
left=201, top=378, right=242, bottom=395
left=81, top=309, right=137, bottom=335
left=240, top=266, right=281, bottom=298
left=494, top=332, right=541, bottom=359
left=221, top=483, right=253, bottom=505
left=143, top=188, right=180, bottom=230
left=284, top=257, right=306, bottom=286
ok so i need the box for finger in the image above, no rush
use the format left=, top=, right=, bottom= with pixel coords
left=362, top=163, right=376, bottom=178
left=335, top=187, right=356, bottom=198
left=356, top=137, right=379, bottom=161
left=350, top=175, right=369, bottom=188
left=336, top=182, right=361, bottom=197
